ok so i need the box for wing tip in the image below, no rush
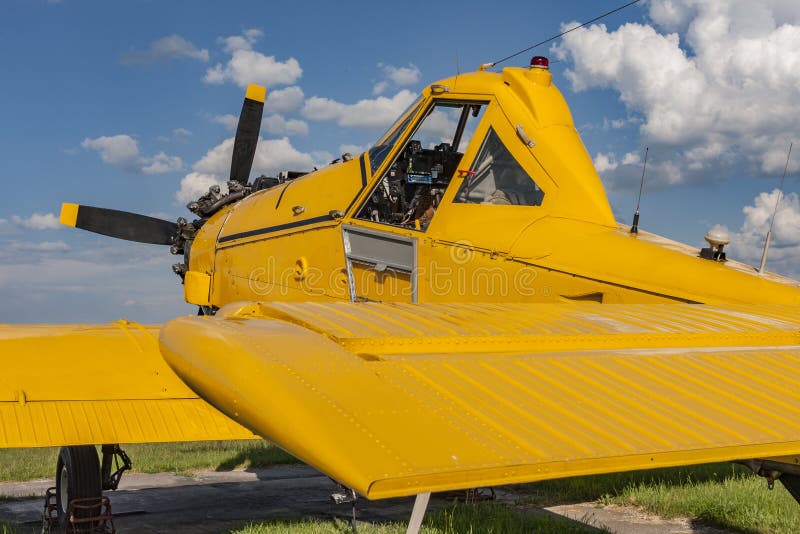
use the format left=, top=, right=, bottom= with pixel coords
left=245, top=84, right=266, bottom=103
left=59, top=202, right=79, bottom=227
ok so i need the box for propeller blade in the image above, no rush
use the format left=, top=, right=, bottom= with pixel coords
left=229, top=84, right=266, bottom=185
left=60, top=203, right=178, bottom=245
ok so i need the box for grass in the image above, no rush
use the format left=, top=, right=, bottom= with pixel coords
left=0, top=440, right=297, bottom=480
left=518, top=462, right=740, bottom=506
left=231, top=502, right=605, bottom=533
left=519, top=463, right=800, bottom=533
left=602, top=467, right=800, bottom=533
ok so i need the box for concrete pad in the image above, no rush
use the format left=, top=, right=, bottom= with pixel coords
left=0, top=466, right=737, bottom=533
left=544, top=503, right=735, bottom=534
left=0, top=466, right=436, bottom=533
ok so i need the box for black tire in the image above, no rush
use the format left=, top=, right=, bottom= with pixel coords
left=55, top=445, right=101, bottom=526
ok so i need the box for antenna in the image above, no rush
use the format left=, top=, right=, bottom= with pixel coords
left=758, top=142, right=793, bottom=274
left=487, top=0, right=642, bottom=68
left=456, top=50, right=460, bottom=75
left=630, top=146, right=648, bottom=234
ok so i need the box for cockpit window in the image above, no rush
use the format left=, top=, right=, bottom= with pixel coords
left=454, top=128, right=544, bottom=206
left=368, top=95, right=423, bottom=174
left=357, top=100, right=487, bottom=230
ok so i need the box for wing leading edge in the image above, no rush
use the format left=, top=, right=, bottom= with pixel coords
left=159, top=301, right=800, bottom=499
left=0, top=321, right=256, bottom=448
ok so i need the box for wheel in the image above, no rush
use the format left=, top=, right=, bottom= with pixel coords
left=55, top=445, right=101, bottom=526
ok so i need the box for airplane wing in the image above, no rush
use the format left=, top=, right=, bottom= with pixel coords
left=0, top=321, right=256, bottom=447
left=159, top=301, right=800, bottom=499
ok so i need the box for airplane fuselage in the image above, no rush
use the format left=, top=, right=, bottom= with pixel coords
left=183, top=65, right=800, bottom=310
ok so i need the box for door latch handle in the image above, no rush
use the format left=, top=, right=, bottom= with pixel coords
left=516, top=124, right=535, bottom=148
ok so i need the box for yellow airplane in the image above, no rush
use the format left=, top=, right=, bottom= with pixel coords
left=4, top=55, right=800, bottom=530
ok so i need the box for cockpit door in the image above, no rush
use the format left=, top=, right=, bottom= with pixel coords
left=426, top=102, right=554, bottom=252
left=342, top=224, right=417, bottom=303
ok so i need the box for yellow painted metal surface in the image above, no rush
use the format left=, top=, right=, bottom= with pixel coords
left=59, top=203, right=79, bottom=227
left=245, top=84, right=266, bottom=103
left=160, top=301, right=800, bottom=499
left=184, top=270, right=211, bottom=306
left=0, top=321, right=256, bottom=447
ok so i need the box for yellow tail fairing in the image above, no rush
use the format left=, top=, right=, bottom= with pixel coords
left=0, top=321, right=256, bottom=448
left=159, top=301, right=800, bottom=499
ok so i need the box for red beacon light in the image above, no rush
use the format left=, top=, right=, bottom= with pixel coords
left=530, top=56, right=549, bottom=70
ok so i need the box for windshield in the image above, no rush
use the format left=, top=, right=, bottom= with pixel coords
left=357, top=100, right=488, bottom=231
left=367, top=95, right=423, bottom=174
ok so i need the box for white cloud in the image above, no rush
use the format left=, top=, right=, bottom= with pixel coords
left=119, top=35, right=209, bottom=64
left=82, top=135, right=140, bottom=169
left=142, top=152, right=183, bottom=174
left=594, top=152, right=619, bottom=173
left=205, top=30, right=301, bottom=88
left=254, top=137, right=316, bottom=175
left=373, top=63, right=421, bottom=95
left=204, top=65, right=226, bottom=84
left=217, top=111, right=310, bottom=137
left=11, top=213, right=61, bottom=230
left=339, top=144, right=368, bottom=156
left=602, top=117, right=632, bottom=130
left=302, top=89, right=417, bottom=129
left=648, top=0, right=695, bottom=32
left=311, top=151, right=335, bottom=166
left=192, top=138, right=236, bottom=176
left=591, top=148, right=682, bottom=189
left=176, top=172, right=225, bottom=204
left=9, top=241, right=70, bottom=252
left=728, top=189, right=800, bottom=277
left=372, top=81, right=389, bottom=96
left=263, top=114, right=308, bottom=136
left=219, top=28, right=263, bottom=53
left=82, top=134, right=182, bottom=174
left=621, top=151, right=641, bottom=165
left=0, top=241, right=192, bottom=323
left=553, top=1, right=800, bottom=188
left=385, top=63, right=420, bottom=85
left=416, top=109, right=460, bottom=146
left=213, top=114, right=239, bottom=130
left=158, top=128, right=192, bottom=144
left=266, top=86, right=304, bottom=113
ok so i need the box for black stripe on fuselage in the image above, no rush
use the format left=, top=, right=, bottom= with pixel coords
left=217, top=214, right=334, bottom=244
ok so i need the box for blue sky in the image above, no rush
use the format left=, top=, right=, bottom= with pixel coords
left=1, top=0, right=798, bottom=323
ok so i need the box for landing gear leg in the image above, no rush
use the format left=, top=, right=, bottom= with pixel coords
left=780, top=474, right=800, bottom=505
left=100, top=444, right=131, bottom=491
left=406, top=492, right=431, bottom=534
left=739, top=458, right=800, bottom=506
left=55, top=445, right=101, bottom=525
left=330, top=484, right=358, bottom=533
